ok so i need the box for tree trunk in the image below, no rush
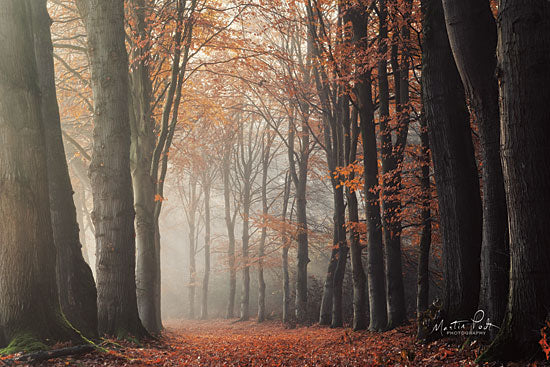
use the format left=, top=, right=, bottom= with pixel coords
left=128, top=0, right=162, bottom=334
left=187, top=177, right=198, bottom=319
left=345, top=108, right=368, bottom=331
left=319, top=246, right=337, bottom=326
left=240, top=180, right=251, bottom=321
left=441, top=0, right=509, bottom=330
left=416, top=113, right=431, bottom=336
left=281, top=175, right=292, bottom=324
left=223, top=138, right=237, bottom=319
left=380, top=0, right=410, bottom=330
left=29, top=0, right=98, bottom=339
left=74, top=190, right=91, bottom=264
left=331, top=185, right=348, bottom=328
left=0, top=0, right=78, bottom=348
left=479, top=0, right=550, bottom=361
left=288, top=116, right=310, bottom=325
left=79, top=0, right=147, bottom=338
left=201, top=183, right=211, bottom=320
left=258, top=137, right=272, bottom=323
left=421, top=0, right=482, bottom=323
left=347, top=2, right=388, bottom=331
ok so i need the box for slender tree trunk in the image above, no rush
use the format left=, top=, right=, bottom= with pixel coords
left=223, top=141, right=237, bottom=319
left=479, top=0, right=550, bottom=361
left=345, top=108, right=368, bottom=331
left=281, top=175, right=292, bottom=324
left=441, top=0, right=509, bottom=330
left=30, top=0, right=98, bottom=338
left=187, top=177, right=198, bottom=319
left=421, top=0, right=482, bottom=323
left=416, top=113, right=432, bottom=337
left=201, top=183, right=211, bottom=320
left=258, top=137, right=272, bottom=323
left=128, top=0, right=162, bottom=334
left=79, top=0, right=147, bottom=337
left=0, top=0, right=76, bottom=348
left=240, top=181, right=251, bottom=321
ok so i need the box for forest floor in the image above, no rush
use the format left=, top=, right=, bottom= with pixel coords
left=3, top=319, right=546, bottom=366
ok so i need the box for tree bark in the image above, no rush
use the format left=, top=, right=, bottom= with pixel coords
left=345, top=108, right=368, bottom=331
left=281, top=174, right=292, bottom=324
left=128, top=0, right=162, bottom=334
left=240, top=179, right=251, bottom=321
left=378, top=0, right=407, bottom=329
left=200, top=182, right=211, bottom=320
left=348, top=2, right=388, bottom=331
left=186, top=177, right=198, bottom=319
left=421, top=0, right=482, bottom=323
left=479, top=0, right=550, bottom=361
left=29, top=0, right=98, bottom=339
left=0, top=0, right=76, bottom=348
left=258, top=136, right=272, bottom=323
left=441, top=0, right=509, bottom=330
left=416, top=113, right=431, bottom=336
left=223, top=138, right=237, bottom=319
left=81, top=0, right=147, bottom=337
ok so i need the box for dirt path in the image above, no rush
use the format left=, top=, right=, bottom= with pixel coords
left=41, top=319, right=484, bottom=366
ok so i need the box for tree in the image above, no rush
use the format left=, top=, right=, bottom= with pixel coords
left=348, top=0, right=388, bottom=331
left=421, top=0, right=482, bottom=323
left=378, top=0, right=409, bottom=329
left=479, top=0, right=550, bottom=361
left=77, top=0, right=147, bottom=337
left=441, top=0, right=509, bottom=329
left=222, top=125, right=239, bottom=318
left=29, top=0, right=98, bottom=338
left=0, top=0, right=76, bottom=349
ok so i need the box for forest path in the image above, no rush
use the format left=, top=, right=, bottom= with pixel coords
left=44, top=319, right=483, bottom=366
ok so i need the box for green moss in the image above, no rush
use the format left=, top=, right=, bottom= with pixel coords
left=0, top=333, right=48, bottom=355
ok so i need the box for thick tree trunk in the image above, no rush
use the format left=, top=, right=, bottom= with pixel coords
left=479, top=0, right=550, bottom=361
left=319, top=246, right=337, bottom=326
left=128, top=0, right=162, bottom=334
left=0, top=0, right=76, bottom=348
left=201, top=183, right=211, bottom=320
left=30, top=0, right=98, bottom=339
left=378, top=0, right=407, bottom=329
left=79, top=0, right=147, bottom=338
left=421, top=0, right=482, bottom=323
left=441, top=0, right=509, bottom=330
left=347, top=2, right=388, bottom=331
